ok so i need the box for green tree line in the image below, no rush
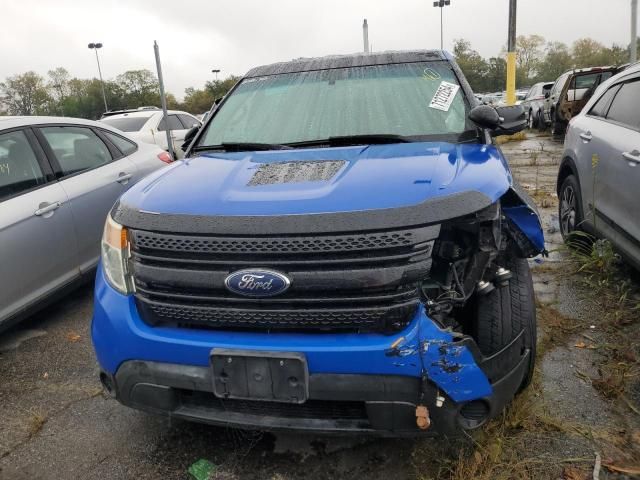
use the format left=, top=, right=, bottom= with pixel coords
left=0, top=67, right=240, bottom=119
left=454, top=36, right=638, bottom=93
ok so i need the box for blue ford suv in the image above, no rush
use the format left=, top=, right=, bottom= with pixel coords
left=93, top=51, right=544, bottom=436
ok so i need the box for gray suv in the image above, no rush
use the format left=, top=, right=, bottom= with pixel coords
left=557, top=63, right=640, bottom=268
left=0, top=117, right=170, bottom=331
left=543, top=66, right=620, bottom=136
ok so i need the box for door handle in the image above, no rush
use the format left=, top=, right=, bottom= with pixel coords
left=116, top=172, right=133, bottom=184
left=623, top=150, right=640, bottom=166
left=579, top=132, right=593, bottom=142
left=34, top=201, right=62, bottom=216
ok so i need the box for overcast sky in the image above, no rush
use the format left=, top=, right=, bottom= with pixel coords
left=1, top=0, right=636, bottom=99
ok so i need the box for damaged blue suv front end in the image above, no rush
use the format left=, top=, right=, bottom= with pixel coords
left=92, top=50, right=544, bottom=435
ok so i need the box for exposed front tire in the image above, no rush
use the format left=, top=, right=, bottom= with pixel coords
left=472, top=256, right=537, bottom=392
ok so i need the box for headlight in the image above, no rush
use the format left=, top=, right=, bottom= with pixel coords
left=101, top=215, right=133, bottom=294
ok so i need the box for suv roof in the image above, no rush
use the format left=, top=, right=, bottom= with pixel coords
left=246, top=50, right=448, bottom=78
left=560, top=65, right=621, bottom=77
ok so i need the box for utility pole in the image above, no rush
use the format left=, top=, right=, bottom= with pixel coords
left=154, top=41, right=175, bottom=161
left=632, top=0, right=638, bottom=63
left=506, top=0, right=517, bottom=106
left=433, top=1, right=451, bottom=50
left=363, top=19, right=370, bottom=53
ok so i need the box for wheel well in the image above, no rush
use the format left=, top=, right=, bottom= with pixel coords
left=557, top=159, right=576, bottom=194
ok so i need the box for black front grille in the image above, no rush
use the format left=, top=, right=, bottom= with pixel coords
left=130, top=225, right=437, bottom=333
left=182, top=391, right=369, bottom=421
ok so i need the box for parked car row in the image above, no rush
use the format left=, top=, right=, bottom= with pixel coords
left=0, top=117, right=171, bottom=330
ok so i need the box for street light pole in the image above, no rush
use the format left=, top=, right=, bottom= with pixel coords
left=433, top=0, right=451, bottom=50
left=88, top=42, right=108, bottom=113
left=211, top=69, right=221, bottom=81
left=506, top=0, right=518, bottom=106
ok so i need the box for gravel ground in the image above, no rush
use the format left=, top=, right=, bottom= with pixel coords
left=1, top=132, right=638, bottom=480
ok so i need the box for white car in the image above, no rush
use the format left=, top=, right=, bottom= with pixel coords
left=100, top=108, right=201, bottom=159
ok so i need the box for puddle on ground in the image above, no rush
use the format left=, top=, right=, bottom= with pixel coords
left=0, top=329, right=47, bottom=352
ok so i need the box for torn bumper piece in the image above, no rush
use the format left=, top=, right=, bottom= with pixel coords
left=107, top=344, right=529, bottom=435
left=93, top=268, right=531, bottom=435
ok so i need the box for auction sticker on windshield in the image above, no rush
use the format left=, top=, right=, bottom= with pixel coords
left=429, top=81, right=460, bottom=112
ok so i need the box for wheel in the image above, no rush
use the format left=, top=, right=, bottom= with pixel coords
left=551, top=121, right=566, bottom=137
left=550, top=110, right=566, bottom=137
left=472, top=256, right=536, bottom=392
left=558, top=174, right=588, bottom=247
left=536, top=110, right=546, bottom=132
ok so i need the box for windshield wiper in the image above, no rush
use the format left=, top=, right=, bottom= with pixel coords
left=192, top=142, right=293, bottom=152
left=290, top=134, right=415, bottom=148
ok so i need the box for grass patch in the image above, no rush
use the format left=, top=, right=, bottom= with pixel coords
left=28, top=411, right=47, bottom=437
left=563, top=233, right=640, bottom=407
left=495, top=131, right=527, bottom=145
left=413, top=369, right=593, bottom=480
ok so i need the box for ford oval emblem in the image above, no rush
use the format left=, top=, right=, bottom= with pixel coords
left=224, top=269, right=291, bottom=297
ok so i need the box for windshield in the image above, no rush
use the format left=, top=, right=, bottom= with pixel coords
left=199, top=61, right=472, bottom=147
left=101, top=116, right=151, bottom=132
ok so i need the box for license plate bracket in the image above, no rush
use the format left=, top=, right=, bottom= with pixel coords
left=211, top=349, right=309, bottom=404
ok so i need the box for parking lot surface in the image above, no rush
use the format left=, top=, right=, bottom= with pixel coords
left=1, top=133, right=639, bottom=480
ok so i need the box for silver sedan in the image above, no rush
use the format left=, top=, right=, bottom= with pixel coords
left=0, top=116, right=172, bottom=330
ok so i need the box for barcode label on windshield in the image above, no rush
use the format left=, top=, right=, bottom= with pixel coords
left=429, top=81, right=460, bottom=112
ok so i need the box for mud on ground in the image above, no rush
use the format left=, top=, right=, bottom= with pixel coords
left=0, top=132, right=639, bottom=480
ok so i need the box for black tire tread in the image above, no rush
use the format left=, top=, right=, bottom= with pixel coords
left=474, top=257, right=537, bottom=390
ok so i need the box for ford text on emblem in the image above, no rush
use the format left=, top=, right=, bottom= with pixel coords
left=224, top=269, right=291, bottom=297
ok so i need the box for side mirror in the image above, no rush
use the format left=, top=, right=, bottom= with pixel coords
left=181, top=125, right=200, bottom=152
left=493, top=105, right=527, bottom=136
left=544, top=91, right=550, bottom=99
left=469, top=104, right=501, bottom=130
left=469, top=104, right=526, bottom=136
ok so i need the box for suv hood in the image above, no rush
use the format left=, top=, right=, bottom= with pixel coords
left=119, top=142, right=512, bottom=218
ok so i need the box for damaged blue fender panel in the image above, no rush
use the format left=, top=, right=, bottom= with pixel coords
left=504, top=204, right=545, bottom=253
left=420, top=331, right=493, bottom=403
left=387, top=305, right=493, bottom=403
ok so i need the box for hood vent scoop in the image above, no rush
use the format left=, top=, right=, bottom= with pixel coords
left=248, top=160, right=345, bottom=186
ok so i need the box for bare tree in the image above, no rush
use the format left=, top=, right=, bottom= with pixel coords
left=516, top=35, right=545, bottom=82
left=0, top=71, right=51, bottom=115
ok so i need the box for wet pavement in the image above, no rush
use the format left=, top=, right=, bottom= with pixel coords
left=1, top=132, right=639, bottom=480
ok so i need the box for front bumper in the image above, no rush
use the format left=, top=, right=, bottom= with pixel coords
left=92, top=265, right=531, bottom=435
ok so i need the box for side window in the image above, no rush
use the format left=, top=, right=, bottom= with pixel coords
left=0, top=130, right=46, bottom=201
left=178, top=114, right=199, bottom=129
left=40, top=126, right=112, bottom=177
left=525, top=86, right=535, bottom=100
left=574, top=73, right=600, bottom=90
left=551, top=76, right=564, bottom=96
left=157, top=115, right=184, bottom=131
left=606, top=80, right=640, bottom=131
left=588, top=84, right=621, bottom=118
left=102, top=131, right=137, bottom=156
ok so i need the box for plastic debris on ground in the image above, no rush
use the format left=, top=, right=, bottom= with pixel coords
left=188, top=459, right=217, bottom=480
